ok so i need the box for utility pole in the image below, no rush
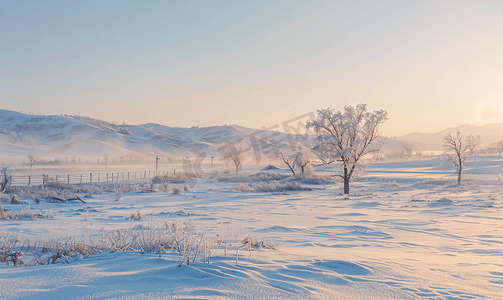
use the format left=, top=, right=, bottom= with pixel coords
left=155, top=156, right=160, bottom=172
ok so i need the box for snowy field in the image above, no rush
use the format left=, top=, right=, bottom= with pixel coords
left=2, top=156, right=503, bottom=299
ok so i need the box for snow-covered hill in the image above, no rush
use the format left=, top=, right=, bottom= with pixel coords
left=0, top=109, right=313, bottom=166
left=397, top=123, right=503, bottom=150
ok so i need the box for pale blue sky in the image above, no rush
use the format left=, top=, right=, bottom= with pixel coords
left=1, top=0, right=502, bottom=136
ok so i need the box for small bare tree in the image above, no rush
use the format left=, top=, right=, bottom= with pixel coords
left=307, top=104, right=388, bottom=194
left=403, top=143, right=413, bottom=158
left=494, top=139, right=503, bottom=154
left=278, top=151, right=298, bottom=175
left=466, top=134, right=482, bottom=155
left=443, top=131, right=468, bottom=185
left=278, top=142, right=313, bottom=177
left=28, top=153, right=36, bottom=169
left=220, top=140, right=246, bottom=174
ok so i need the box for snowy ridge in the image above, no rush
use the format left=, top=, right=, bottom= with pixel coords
left=0, top=109, right=313, bottom=165
left=398, top=123, right=503, bottom=150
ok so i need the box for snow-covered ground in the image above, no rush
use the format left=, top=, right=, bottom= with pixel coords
left=2, top=156, right=503, bottom=299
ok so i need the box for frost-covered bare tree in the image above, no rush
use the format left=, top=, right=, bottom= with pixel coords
left=296, top=143, right=313, bottom=177
left=278, top=150, right=298, bottom=175
left=28, top=153, right=36, bottom=168
left=465, top=134, right=482, bottom=155
left=496, top=140, right=503, bottom=154
left=278, top=142, right=313, bottom=177
left=220, top=140, right=246, bottom=174
left=0, top=167, right=11, bottom=193
left=403, top=143, right=413, bottom=158
left=443, top=131, right=468, bottom=185
left=307, top=104, right=388, bottom=194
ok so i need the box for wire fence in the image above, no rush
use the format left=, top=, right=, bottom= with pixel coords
left=1, top=168, right=224, bottom=188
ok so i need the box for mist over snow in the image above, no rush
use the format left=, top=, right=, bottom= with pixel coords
left=0, top=109, right=314, bottom=167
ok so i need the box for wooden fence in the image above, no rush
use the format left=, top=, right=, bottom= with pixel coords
left=1, top=168, right=223, bottom=188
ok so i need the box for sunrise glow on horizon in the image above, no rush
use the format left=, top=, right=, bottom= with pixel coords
left=1, top=0, right=503, bottom=136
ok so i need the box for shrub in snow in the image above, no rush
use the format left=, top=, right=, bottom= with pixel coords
left=218, top=172, right=288, bottom=183
left=75, top=184, right=102, bottom=196
left=151, top=175, right=163, bottom=184
left=0, top=193, right=10, bottom=203
left=130, top=210, right=142, bottom=220
left=114, top=184, right=123, bottom=201
left=252, top=181, right=311, bottom=193
left=0, top=206, right=7, bottom=219
left=160, top=183, right=171, bottom=193
left=173, top=188, right=181, bottom=195
left=152, top=171, right=202, bottom=184
left=436, top=198, right=454, bottom=204
left=46, top=181, right=75, bottom=191
left=10, top=195, right=20, bottom=204
left=232, top=183, right=251, bottom=192
left=184, top=185, right=189, bottom=191
left=287, top=174, right=335, bottom=185
left=263, top=164, right=279, bottom=170
left=1, top=166, right=12, bottom=192
left=0, top=218, right=276, bottom=267
left=0, top=204, right=53, bottom=220
left=170, top=177, right=187, bottom=184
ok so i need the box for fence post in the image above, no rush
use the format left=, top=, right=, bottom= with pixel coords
left=68, top=174, right=70, bottom=184
left=56, top=175, right=58, bottom=181
left=128, top=172, right=130, bottom=181
left=90, top=173, right=92, bottom=183
left=144, top=171, right=146, bottom=180
left=117, top=173, right=119, bottom=182
left=80, top=174, right=82, bottom=184
left=107, top=173, right=109, bottom=182
left=98, top=173, right=100, bottom=182
left=28, top=175, right=31, bottom=187
left=112, top=173, right=114, bottom=182
left=149, top=171, right=150, bottom=178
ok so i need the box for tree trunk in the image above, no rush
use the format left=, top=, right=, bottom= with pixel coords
left=458, top=157, right=463, bottom=185
left=344, top=178, right=350, bottom=194
left=343, top=166, right=350, bottom=194
left=458, top=165, right=462, bottom=185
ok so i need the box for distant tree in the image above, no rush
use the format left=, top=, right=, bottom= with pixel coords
left=220, top=140, right=246, bottom=174
left=28, top=153, right=36, bottom=168
left=278, top=142, right=313, bottom=177
left=278, top=150, right=298, bottom=175
left=219, top=156, right=230, bottom=169
left=9, top=131, right=17, bottom=144
left=25, top=135, right=36, bottom=146
left=103, top=154, right=109, bottom=170
left=307, top=104, right=388, bottom=194
left=466, top=134, right=482, bottom=155
left=495, top=139, right=503, bottom=154
left=403, top=143, right=413, bottom=158
left=443, top=131, right=468, bottom=185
